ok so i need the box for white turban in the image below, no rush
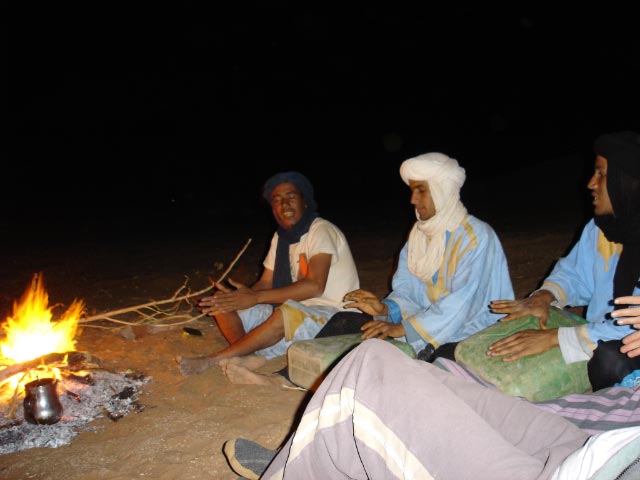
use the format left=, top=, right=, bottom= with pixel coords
left=400, top=152, right=468, bottom=281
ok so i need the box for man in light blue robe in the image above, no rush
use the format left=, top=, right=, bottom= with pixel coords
left=540, top=219, right=639, bottom=361
left=337, top=152, right=514, bottom=361
left=489, top=131, right=640, bottom=389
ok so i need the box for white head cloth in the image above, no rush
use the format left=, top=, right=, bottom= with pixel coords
left=400, top=152, right=468, bottom=281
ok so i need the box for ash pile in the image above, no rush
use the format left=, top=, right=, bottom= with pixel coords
left=0, top=370, right=151, bottom=454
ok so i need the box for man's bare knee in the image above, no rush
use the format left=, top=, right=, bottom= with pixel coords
left=264, top=311, right=286, bottom=338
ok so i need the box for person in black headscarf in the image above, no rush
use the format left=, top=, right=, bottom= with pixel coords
left=175, top=171, right=360, bottom=382
left=488, top=131, right=640, bottom=390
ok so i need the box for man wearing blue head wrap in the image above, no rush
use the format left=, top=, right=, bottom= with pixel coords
left=176, top=171, right=360, bottom=382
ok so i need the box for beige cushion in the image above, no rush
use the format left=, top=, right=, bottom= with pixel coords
left=288, top=334, right=416, bottom=390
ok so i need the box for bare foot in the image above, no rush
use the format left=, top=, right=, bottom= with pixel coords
left=175, top=355, right=218, bottom=376
left=223, top=363, right=295, bottom=388
left=218, top=355, right=267, bottom=371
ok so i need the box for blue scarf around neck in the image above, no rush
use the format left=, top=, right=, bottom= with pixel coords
left=272, top=210, right=319, bottom=289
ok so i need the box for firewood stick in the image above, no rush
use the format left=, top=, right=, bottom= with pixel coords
left=0, top=354, right=66, bottom=383
left=79, top=238, right=252, bottom=324
left=0, top=351, right=100, bottom=384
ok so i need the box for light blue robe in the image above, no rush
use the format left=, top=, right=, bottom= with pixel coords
left=383, top=215, right=514, bottom=353
left=542, top=219, right=640, bottom=362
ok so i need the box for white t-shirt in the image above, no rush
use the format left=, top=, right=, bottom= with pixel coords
left=263, top=218, right=359, bottom=309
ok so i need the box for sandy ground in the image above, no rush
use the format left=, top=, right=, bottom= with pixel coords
left=0, top=173, right=589, bottom=479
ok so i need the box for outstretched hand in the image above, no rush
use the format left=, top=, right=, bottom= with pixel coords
left=612, top=295, right=640, bottom=358
left=198, top=278, right=257, bottom=315
left=343, top=289, right=387, bottom=317
left=490, top=290, right=555, bottom=328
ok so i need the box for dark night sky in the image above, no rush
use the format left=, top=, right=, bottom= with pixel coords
left=7, top=5, right=640, bottom=240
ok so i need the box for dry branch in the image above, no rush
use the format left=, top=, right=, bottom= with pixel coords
left=78, top=238, right=252, bottom=328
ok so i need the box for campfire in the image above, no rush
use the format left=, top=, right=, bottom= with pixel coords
left=0, top=273, right=150, bottom=454
left=0, top=273, right=84, bottom=403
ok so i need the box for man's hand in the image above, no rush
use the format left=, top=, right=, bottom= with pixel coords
left=612, top=295, right=640, bottom=358
left=360, top=320, right=405, bottom=340
left=486, top=328, right=559, bottom=361
left=490, top=290, right=555, bottom=327
left=197, top=279, right=258, bottom=315
left=343, top=289, right=387, bottom=317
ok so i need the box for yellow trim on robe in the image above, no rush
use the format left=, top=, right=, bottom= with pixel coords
left=576, top=324, right=597, bottom=352
left=425, top=218, right=478, bottom=303
left=596, top=230, right=622, bottom=272
left=281, top=303, right=324, bottom=341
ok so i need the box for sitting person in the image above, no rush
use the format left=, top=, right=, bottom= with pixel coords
left=222, top=339, right=640, bottom=480
left=175, top=171, right=360, bottom=380
left=329, top=152, right=514, bottom=362
left=488, top=131, right=640, bottom=390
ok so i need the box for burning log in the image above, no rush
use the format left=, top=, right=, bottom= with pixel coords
left=0, top=351, right=101, bottom=384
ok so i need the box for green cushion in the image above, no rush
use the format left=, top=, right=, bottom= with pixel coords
left=454, top=307, right=590, bottom=402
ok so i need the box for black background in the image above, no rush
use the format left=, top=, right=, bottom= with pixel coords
left=8, top=5, right=640, bottom=241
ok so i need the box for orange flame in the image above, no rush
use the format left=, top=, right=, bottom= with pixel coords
left=0, top=273, right=84, bottom=396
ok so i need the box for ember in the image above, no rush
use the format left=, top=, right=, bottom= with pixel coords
left=0, top=369, right=150, bottom=453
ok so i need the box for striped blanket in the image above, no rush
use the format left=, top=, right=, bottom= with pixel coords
left=434, top=358, right=640, bottom=435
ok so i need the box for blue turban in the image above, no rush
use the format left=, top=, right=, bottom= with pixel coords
left=262, top=171, right=317, bottom=212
